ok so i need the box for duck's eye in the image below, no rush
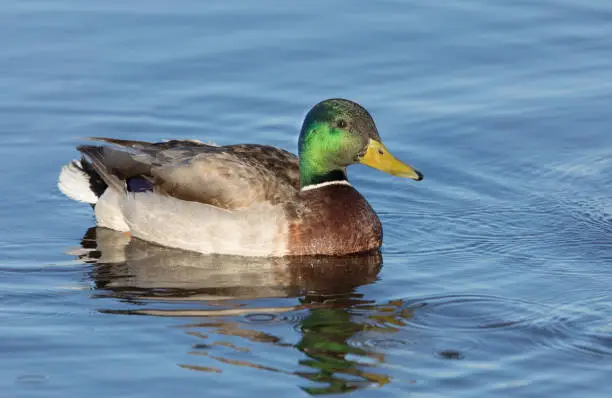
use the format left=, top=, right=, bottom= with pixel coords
left=337, top=119, right=347, bottom=129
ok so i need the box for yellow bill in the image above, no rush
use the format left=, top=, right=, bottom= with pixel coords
left=358, top=139, right=423, bottom=180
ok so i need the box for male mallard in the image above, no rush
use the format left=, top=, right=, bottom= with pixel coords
left=58, top=98, right=422, bottom=256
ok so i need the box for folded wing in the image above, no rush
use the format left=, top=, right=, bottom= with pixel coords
left=78, top=137, right=300, bottom=209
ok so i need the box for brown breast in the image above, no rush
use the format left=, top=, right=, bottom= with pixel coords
left=286, top=184, right=382, bottom=256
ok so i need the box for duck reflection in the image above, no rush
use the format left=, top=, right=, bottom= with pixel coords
left=78, top=227, right=413, bottom=394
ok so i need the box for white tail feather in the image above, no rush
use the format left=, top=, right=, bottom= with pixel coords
left=58, top=160, right=99, bottom=204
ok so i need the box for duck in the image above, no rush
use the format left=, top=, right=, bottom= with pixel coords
left=58, top=98, right=423, bottom=257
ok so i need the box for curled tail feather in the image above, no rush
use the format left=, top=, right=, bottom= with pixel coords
left=76, top=145, right=126, bottom=193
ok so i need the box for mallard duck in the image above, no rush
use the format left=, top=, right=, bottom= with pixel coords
left=58, top=98, right=422, bottom=256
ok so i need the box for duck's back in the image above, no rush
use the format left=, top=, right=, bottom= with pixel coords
left=64, top=138, right=303, bottom=206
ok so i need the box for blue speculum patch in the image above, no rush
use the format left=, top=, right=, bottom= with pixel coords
left=126, top=177, right=153, bottom=193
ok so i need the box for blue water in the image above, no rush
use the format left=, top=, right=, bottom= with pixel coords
left=1, top=1, right=612, bottom=396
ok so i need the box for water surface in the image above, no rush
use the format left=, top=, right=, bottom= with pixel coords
left=1, top=1, right=611, bottom=396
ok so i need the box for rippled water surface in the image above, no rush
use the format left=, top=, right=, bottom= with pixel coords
left=1, top=1, right=612, bottom=396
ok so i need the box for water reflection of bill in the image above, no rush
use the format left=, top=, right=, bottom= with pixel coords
left=76, top=227, right=415, bottom=394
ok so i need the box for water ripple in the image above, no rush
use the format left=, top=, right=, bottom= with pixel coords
left=242, top=313, right=281, bottom=324
left=531, top=301, right=612, bottom=358
left=362, top=294, right=612, bottom=361
left=403, top=294, right=550, bottom=331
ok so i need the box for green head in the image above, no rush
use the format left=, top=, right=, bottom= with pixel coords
left=298, top=98, right=423, bottom=188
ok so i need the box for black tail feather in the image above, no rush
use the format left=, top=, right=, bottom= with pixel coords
left=78, top=156, right=108, bottom=198
left=77, top=145, right=125, bottom=192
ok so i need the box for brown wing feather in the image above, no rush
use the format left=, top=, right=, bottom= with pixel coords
left=78, top=137, right=300, bottom=209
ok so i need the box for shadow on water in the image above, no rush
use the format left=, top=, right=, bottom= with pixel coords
left=76, top=227, right=413, bottom=394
